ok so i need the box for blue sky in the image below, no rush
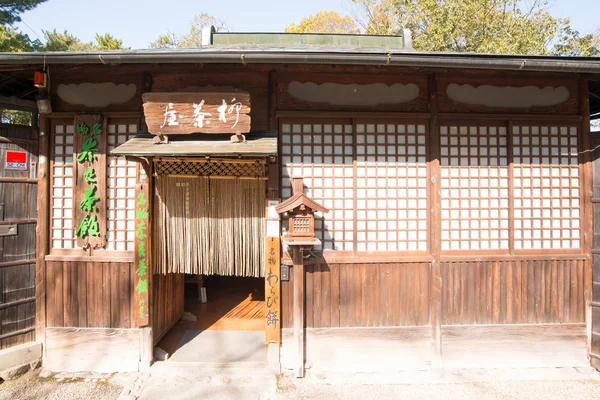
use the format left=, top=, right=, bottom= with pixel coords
left=14, top=0, right=599, bottom=49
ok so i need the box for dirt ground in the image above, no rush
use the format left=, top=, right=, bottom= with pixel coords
left=0, top=369, right=122, bottom=400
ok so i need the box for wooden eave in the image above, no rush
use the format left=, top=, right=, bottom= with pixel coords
left=110, top=133, right=277, bottom=157
left=275, top=193, right=329, bottom=214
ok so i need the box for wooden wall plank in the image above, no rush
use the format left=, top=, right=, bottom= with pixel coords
left=330, top=263, right=340, bottom=327
left=45, top=260, right=133, bottom=329
left=46, top=261, right=64, bottom=327
left=441, top=259, right=586, bottom=325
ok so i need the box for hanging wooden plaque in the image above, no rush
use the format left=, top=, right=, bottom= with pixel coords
left=142, top=92, right=251, bottom=135
left=73, top=114, right=106, bottom=249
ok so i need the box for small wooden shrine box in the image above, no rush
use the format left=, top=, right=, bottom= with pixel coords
left=275, top=177, right=329, bottom=243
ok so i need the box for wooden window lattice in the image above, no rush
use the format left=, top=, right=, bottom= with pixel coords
left=281, top=122, right=354, bottom=251
left=281, top=120, right=428, bottom=254
left=51, top=122, right=76, bottom=249
left=154, top=159, right=267, bottom=178
left=441, top=125, right=510, bottom=251
left=513, top=125, right=581, bottom=250
left=105, top=122, right=138, bottom=252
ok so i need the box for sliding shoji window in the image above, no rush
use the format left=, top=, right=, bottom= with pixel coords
left=513, top=125, right=580, bottom=250
left=440, top=125, right=510, bottom=251
left=51, top=121, right=76, bottom=250
left=280, top=119, right=428, bottom=254
left=281, top=121, right=354, bottom=251
left=355, top=122, right=428, bottom=252
left=105, top=121, right=139, bottom=252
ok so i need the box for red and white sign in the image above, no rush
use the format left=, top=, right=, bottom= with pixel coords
left=5, top=151, right=27, bottom=170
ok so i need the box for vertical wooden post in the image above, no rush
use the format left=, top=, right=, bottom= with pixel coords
left=134, top=159, right=153, bottom=368
left=35, top=114, right=49, bottom=345
left=580, top=77, right=593, bottom=356
left=292, top=246, right=305, bottom=378
left=268, top=69, right=278, bottom=132
left=428, top=74, right=442, bottom=357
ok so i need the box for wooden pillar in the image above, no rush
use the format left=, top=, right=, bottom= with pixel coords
left=134, top=159, right=153, bottom=368
left=428, top=74, right=442, bottom=357
left=580, top=77, right=594, bottom=359
left=35, top=115, right=49, bottom=345
left=292, top=246, right=305, bottom=378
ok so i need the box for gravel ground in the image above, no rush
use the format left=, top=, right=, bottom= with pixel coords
left=0, top=370, right=122, bottom=400
left=274, top=379, right=600, bottom=400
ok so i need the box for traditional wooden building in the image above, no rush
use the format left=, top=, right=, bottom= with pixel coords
left=1, top=29, right=600, bottom=375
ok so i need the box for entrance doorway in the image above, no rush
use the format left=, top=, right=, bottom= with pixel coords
left=155, top=275, right=266, bottom=364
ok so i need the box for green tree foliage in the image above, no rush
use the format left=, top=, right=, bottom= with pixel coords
left=1, top=109, right=33, bottom=126
left=93, top=33, right=130, bottom=50
left=40, top=29, right=129, bottom=51
left=0, top=0, right=47, bottom=25
left=553, top=20, right=600, bottom=57
left=353, top=0, right=559, bottom=55
left=0, top=24, right=39, bottom=51
left=41, top=29, right=92, bottom=51
left=150, top=13, right=227, bottom=49
left=285, top=11, right=360, bottom=34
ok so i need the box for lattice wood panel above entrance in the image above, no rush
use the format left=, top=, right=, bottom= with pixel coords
left=154, top=158, right=267, bottom=178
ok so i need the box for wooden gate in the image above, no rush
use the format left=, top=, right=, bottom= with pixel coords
left=0, top=122, right=38, bottom=349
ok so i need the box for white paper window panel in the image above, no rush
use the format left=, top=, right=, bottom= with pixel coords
left=52, top=124, right=79, bottom=250
left=354, top=123, right=428, bottom=251
left=440, top=125, right=509, bottom=251
left=513, top=125, right=581, bottom=250
left=281, top=124, right=353, bottom=250
left=106, top=122, right=139, bottom=248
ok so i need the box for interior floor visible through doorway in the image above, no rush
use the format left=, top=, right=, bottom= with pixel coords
left=157, top=275, right=266, bottom=360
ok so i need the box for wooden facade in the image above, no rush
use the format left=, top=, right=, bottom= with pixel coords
left=0, top=57, right=595, bottom=372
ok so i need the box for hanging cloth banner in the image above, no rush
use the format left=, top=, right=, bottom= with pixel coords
left=73, top=114, right=106, bottom=249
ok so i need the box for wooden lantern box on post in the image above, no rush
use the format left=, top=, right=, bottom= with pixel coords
left=275, top=177, right=328, bottom=378
left=275, top=177, right=329, bottom=244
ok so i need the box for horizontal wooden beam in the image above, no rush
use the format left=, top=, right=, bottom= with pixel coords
left=0, top=296, right=35, bottom=310
left=0, top=326, right=35, bottom=341
left=0, top=177, right=37, bottom=184
left=0, top=259, right=35, bottom=268
left=0, top=136, right=38, bottom=145
left=440, top=254, right=588, bottom=262
left=0, top=218, right=36, bottom=225
left=439, top=113, right=582, bottom=122
left=45, top=253, right=134, bottom=263
left=276, top=111, right=431, bottom=120
left=45, top=111, right=142, bottom=119
left=0, top=94, right=37, bottom=110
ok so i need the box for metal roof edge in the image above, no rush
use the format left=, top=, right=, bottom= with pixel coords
left=0, top=48, right=599, bottom=74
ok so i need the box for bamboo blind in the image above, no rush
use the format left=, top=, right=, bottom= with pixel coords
left=154, top=176, right=266, bottom=277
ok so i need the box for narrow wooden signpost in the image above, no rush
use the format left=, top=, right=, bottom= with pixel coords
left=142, top=92, right=251, bottom=135
left=265, top=237, right=281, bottom=344
left=134, top=164, right=152, bottom=328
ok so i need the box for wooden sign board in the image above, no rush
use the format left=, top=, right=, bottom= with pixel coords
left=134, top=181, right=150, bottom=327
left=142, top=92, right=251, bottom=135
left=265, top=237, right=281, bottom=344
left=73, top=114, right=106, bottom=249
